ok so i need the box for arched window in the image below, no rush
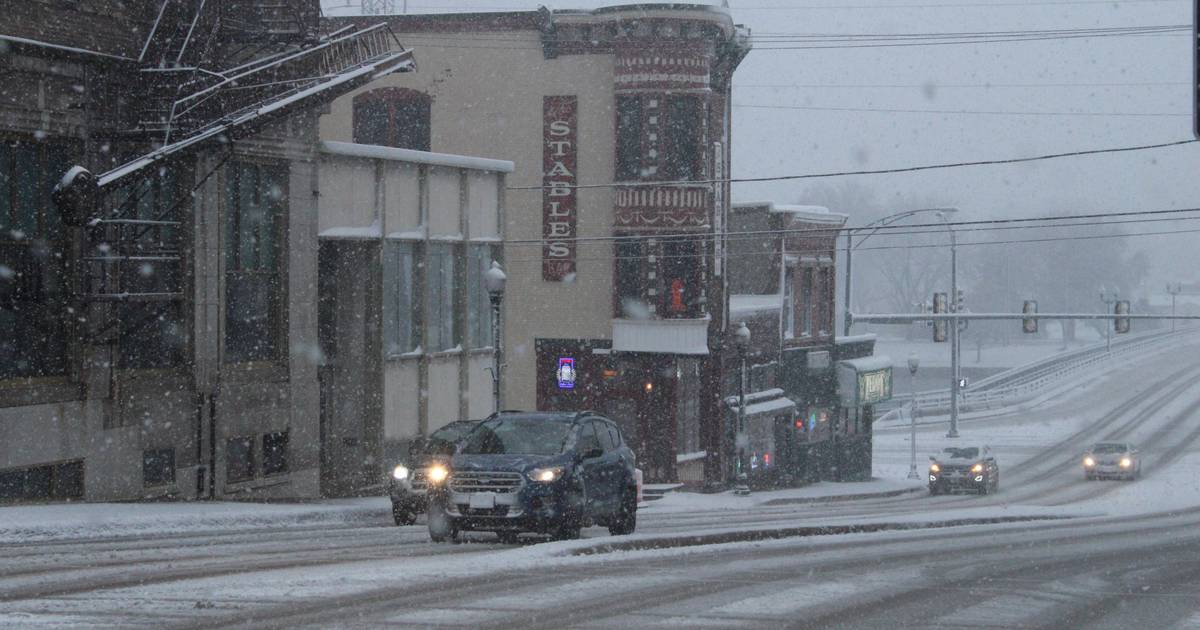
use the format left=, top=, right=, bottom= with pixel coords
left=352, top=88, right=431, bottom=151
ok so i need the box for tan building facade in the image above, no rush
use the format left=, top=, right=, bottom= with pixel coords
left=322, top=5, right=751, bottom=484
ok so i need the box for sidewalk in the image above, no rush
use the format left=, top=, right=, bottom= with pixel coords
left=639, top=478, right=926, bottom=514
left=0, top=497, right=392, bottom=544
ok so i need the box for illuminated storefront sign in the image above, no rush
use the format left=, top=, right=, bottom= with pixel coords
left=837, top=358, right=894, bottom=406
left=557, top=357, right=577, bottom=389
left=543, top=95, right=577, bottom=281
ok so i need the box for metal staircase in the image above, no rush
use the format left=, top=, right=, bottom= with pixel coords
left=56, top=0, right=415, bottom=344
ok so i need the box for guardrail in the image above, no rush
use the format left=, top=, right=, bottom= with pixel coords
left=883, top=327, right=1195, bottom=421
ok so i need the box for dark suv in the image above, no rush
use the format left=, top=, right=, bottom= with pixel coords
left=388, top=419, right=481, bottom=526
left=426, top=411, right=638, bottom=543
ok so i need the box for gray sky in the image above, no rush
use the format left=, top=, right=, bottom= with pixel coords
left=323, top=0, right=1200, bottom=294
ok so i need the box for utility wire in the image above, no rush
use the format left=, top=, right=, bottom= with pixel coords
left=506, top=138, right=1199, bottom=192
left=734, top=103, right=1188, bottom=117
left=499, top=207, right=1200, bottom=246
left=735, top=81, right=1188, bottom=89
left=500, top=224, right=1200, bottom=266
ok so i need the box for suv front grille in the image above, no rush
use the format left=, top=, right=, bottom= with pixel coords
left=449, top=471, right=524, bottom=493
left=410, top=469, right=428, bottom=492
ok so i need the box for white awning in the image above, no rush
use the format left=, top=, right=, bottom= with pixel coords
left=612, top=317, right=710, bottom=355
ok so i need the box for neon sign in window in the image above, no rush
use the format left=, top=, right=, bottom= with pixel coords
left=557, top=357, right=577, bottom=389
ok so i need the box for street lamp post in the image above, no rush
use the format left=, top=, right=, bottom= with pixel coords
left=906, top=353, right=921, bottom=479
left=733, top=321, right=751, bottom=496
left=843, top=208, right=958, bottom=337
left=1099, top=287, right=1119, bottom=353
left=485, top=261, right=507, bottom=412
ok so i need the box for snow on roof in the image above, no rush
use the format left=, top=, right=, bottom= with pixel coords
left=730, top=294, right=782, bottom=317
left=836, top=333, right=878, bottom=345
left=839, top=355, right=893, bottom=373
left=726, top=395, right=796, bottom=418
left=724, top=388, right=785, bottom=407
left=733, top=200, right=848, bottom=225
left=322, top=141, right=515, bottom=173
left=320, top=221, right=382, bottom=239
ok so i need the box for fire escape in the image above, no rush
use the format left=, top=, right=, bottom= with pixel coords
left=55, top=1, right=414, bottom=349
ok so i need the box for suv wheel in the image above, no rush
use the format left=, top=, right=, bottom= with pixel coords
left=608, top=488, right=637, bottom=536
left=427, top=501, right=457, bottom=543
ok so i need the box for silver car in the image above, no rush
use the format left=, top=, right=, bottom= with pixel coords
left=1083, top=442, right=1141, bottom=481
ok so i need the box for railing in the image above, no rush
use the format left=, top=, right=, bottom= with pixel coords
left=882, top=328, right=1194, bottom=421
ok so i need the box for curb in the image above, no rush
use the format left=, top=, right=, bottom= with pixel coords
left=568, top=514, right=1074, bottom=556
left=760, top=485, right=926, bottom=506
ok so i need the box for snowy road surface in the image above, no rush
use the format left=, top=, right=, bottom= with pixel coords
left=3, top=336, right=1200, bottom=628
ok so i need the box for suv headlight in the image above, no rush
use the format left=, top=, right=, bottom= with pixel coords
left=427, top=464, right=449, bottom=484
left=1120, top=457, right=1132, bottom=468
left=529, top=467, right=564, bottom=482
left=392, top=465, right=409, bottom=480
left=929, top=463, right=940, bottom=473
left=1084, top=457, right=1096, bottom=467
left=971, top=463, right=984, bottom=473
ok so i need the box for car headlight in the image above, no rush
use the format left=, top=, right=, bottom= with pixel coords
left=427, top=464, right=449, bottom=484
left=1083, top=457, right=1095, bottom=467
left=392, top=465, right=409, bottom=480
left=929, top=463, right=940, bottom=473
left=1120, top=457, right=1132, bottom=468
left=529, top=467, right=564, bottom=483
left=971, top=463, right=984, bottom=473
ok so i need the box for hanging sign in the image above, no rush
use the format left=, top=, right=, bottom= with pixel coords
left=543, top=95, right=577, bottom=281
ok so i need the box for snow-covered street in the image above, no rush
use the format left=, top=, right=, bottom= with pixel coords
left=3, top=335, right=1200, bottom=628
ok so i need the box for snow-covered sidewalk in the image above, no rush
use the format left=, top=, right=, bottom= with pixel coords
left=0, top=497, right=391, bottom=544
left=640, top=478, right=925, bottom=513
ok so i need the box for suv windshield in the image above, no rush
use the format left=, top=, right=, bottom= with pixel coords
left=421, top=423, right=476, bottom=456
left=1092, top=443, right=1127, bottom=454
left=942, top=447, right=980, bottom=460
left=459, top=419, right=572, bottom=456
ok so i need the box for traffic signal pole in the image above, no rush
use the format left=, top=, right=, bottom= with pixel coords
left=947, top=220, right=960, bottom=439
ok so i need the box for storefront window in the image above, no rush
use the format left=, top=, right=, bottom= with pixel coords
left=383, top=241, right=418, bottom=355
left=224, top=161, right=283, bottom=363
left=425, top=243, right=458, bottom=352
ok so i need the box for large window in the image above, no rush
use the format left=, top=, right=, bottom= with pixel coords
left=467, top=244, right=498, bottom=349
left=352, top=88, right=431, bottom=151
left=142, top=448, right=176, bottom=487
left=614, top=239, right=644, bottom=317
left=783, top=267, right=796, bottom=339
left=383, top=241, right=419, bottom=355
left=224, top=161, right=284, bottom=363
left=425, top=243, right=458, bottom=352
left=800, top=267, right=814, bottom=336
left=0, top=460, right=84, bottom=502
left=662, top=238, right=701, bottom=317
left=114, top=165, right=188, bottom=369
left=615, top=96, right=643, bottom=181
left=0, top=138, right=75, bottom=380
left=663, top=96, right=702, bottom=180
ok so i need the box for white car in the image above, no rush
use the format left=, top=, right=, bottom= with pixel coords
left=1083, top=442, right=1140, bottom=481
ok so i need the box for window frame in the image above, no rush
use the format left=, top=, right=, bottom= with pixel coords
left=223, top=160, right=286, bottom=365
left=352, top=87, right=432, bottom=151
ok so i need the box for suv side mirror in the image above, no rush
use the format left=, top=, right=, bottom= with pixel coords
left=928, top=455, right=936, bottom=461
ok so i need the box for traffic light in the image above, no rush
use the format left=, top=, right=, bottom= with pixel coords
left=932, top=292, right=948, bottom=342
left=955, top=289, right=965, bottom=314
left=1114, top=300, right=1130, bottom=334
left=1022, top=300, right=1038, bottom=334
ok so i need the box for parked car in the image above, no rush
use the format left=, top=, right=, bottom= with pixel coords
left=928, top=446, right=1000, bottom=495
left=425, top=410, right=638, bottom=544
left=389, top=419, right=482, bottom=526
left=1083, top=442, right=1141, bottom=480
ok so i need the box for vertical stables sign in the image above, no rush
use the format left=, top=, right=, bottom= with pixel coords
left=543, top=96, right=577, bottom=281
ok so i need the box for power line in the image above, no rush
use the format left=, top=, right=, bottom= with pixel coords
left=500, top=206, right=1200, bottom=246
left=734, top=103, right=1188, bottom=117
left=735, top=81, right=1188, bottom=89
left=506, top=138, right=1199, bottom=192
left=499, top=223, right=1200, bottom=265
